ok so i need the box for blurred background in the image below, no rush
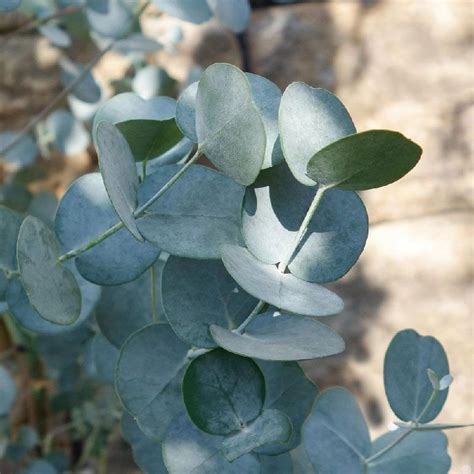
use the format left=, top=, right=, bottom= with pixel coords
left=1, top=0, right=473, bottom=472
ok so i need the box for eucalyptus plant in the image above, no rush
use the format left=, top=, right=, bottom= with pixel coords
left=0, top=61, right=472, bottom=473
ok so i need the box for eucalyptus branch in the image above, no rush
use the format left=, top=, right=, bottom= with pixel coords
left=278, top=185, right=328, bottom=273
left=0, top=4, right=83, bottom=45
left=0, top=0, right=151, bottom=159
left=42, top=422, right=76, bottom=454
left=414, top=389, right=439, bottom=425
left=0, top=42, right=114, bottom=158
left=58, top=149, right=202, bottom=262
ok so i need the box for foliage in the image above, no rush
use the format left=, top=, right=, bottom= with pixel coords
left=0, top=2, right=472, bottom=473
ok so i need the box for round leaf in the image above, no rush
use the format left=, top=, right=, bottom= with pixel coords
left=6, top=266, right=101, bottom=335
left=182, top=349, right=265, bottom=435
left=259, top=452, right=293, bottom=473
left=45, top=109, right=90, bottom=155
left=162, top=414, right=261, bottom=474
left=137, top=165, right=244, bottom=259
left=96, top=122, right=142, bottom=241
left=162, top=257, right=258, bottom=348
left=17, top=216, right=81, bottom=325
left=211, top=311, right=345, bottom=361
left=279, top=82, right=355, bottom=185
left=196, top=63, right=266, bottom=185
left=0, top=366, right=16, bottom=415
left=221, top=245, right=344, bottom=317
left=0, top=183, right=32, bottom=212
left=384, top=329, right=450, bottom=423
left=115, top=324, right=189, bottom=439
left=96, top=261, right=165, bottom=348
left=207, top=0, right=251, bottom=33
left=55, top=173, right=159, bottom=285
left=303, top=388, right=371, bottom=474
left=256, top=360, right=317, bottom=455
left=368, top=431, right=451, bottom=474
left=307, top=130, right=423, bottom=190
left=242, top=162, right=368, bottom=283
left=152, top=0, right=212, bottom=23
left=116, top=34, right=162, bottom=54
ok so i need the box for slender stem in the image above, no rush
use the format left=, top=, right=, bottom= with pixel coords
left=414, top=389, right=438, bottom=425
left=365, top=428, right=413, bottom=465
left=58, top=221, right=124, bottom=263
left=0, top=4, right=83, bottom=45
left=235, top=300, right=265, bottom=334
left=150, top=264, right=159, bottom=322
left=134, top=149, right=201, bottom=217
left=366, top=387, right=439, bottom=465
left=278, top=185, right=327, bottom=273
left=58, top=149, right=201, bottom=263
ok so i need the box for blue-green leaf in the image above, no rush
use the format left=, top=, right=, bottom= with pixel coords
left=17, top=216, right=81, bottom=325
left=38, top=21, right=71, bottom=48
left=384, top=329, right=450, bottom=423
left=86, top=0, right=136, bottom=39
left=55, top=173, right=159, bottom=285
left=279, top=82, right=355, bottom=185
left=242, top=162, right=368, bottom=282
left=196, top=63, right=266, bottom=185
left=211, top=311, right=344, bottom=361
left=20, top=460, right=58, bottom=474
left=183, top=349, right=265, bottom=435
left=0, top=0, right=21, bottom=11
left=115, top=324, right=189, bottom=439
left=116, top=34, right=162, bottom=54
left=96, top=121, right=143, bottom=241
left=137, top=165, right=244, bottom=259
left=0, top=206, right=23, bottom=272
left=162, top=257, right=257, bottom=348
left=7, top=265, right=101, bottom=335
left=132, top=65, right=174, bottom=99
left=221, top=245, right=344, bottom=317
left=176, top=81, right=199, bottom=142
left=303, top=388, right=370, bottom=474
left=306, top=130, right=422, bottom=191
left=162, top=414, right=261, bottom=474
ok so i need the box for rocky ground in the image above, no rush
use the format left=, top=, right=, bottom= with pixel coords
left=1, top=0, right=473, bottom=472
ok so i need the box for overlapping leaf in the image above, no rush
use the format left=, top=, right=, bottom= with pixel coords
left=137, top=165, right=244, bottom=258
left=211, top=311, right=344, bottom=361
left=221, top=245, right=344, bottom=316
left=183, top=349, right=265, bottom=435
left=17, top=216, right=82, bottom=325
left=279, top=82, right=355, bottom=185
left=161, top=257, right=257, bottom=348
left=55, top=173, right=159, bottom=285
